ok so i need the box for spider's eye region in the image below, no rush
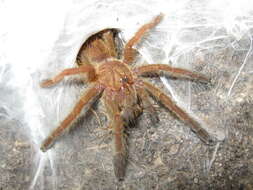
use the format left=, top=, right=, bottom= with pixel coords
left=120, top=76, right=129, bottom=83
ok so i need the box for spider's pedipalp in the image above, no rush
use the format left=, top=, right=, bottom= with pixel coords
left=136, top=64, right=210, bottom=83
left=112, top=117, right=127, bottom=181
left=142, top=80, right=214, bottom=145
left=123, top=13, right=164, bottom=64
left=40, top=84, right=103, bottom=152
left=40, top=64, right=96, bottom=88
left=103, top=96, right=127, bottom=180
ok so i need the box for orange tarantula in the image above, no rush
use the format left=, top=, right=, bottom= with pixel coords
left=40, top=13, right=214, bottom=180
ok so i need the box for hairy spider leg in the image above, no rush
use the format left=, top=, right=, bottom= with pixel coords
left=136, top=87, right=159, bottom=123
left=136, top=64, right=210, bottom=83
left=40, top=63, right=96, bottom=88
left=142, top=80, right=214, bottom=145
left=41, top=84, right=102, bottom=152
left=123, top=13, right=164, bottom=64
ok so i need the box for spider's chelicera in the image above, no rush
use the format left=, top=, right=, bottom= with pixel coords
left=40, top=14, right=214, bottom=180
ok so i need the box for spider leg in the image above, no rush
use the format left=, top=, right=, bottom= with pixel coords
left=40, top=84, right=103, bottom=152
left=123, top=13, right=164, bottom=64
left=142, top=80, right=214, bottom=145
left=136, top=64, right=209, bottom=83
left=136, top=87, right=159, bottom=123
left=40, top=64, right=96, bottom=88
left=103, top=96, right=127, bottom=180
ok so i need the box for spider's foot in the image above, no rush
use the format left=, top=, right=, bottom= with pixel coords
left=195, top=128, right=216, bottom=146
left=198, top=75, right=211, bottom=84
left=40, top=137, right=54, bottom=152
left=154, top=13, right=164, bottom=24
left=150, top=114, right=160, bottom=126
left=40, top=144, right=48, bottom=152
left=40, top=79, right=54, bottom=88
left=204, top=136, right=216, bottom=146
left=113, top=153, right=127, bottom=181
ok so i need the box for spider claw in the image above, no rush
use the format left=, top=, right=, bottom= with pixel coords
left=154, top=13, right=164, bottom=24
left=40, top=136, right=54, bottom=152
left=40, top=145, right=47, bottom=152
left=150, top=113, right=160, bottom=125
left=197, top=75, right=211, bottom=84
left=113, top=153, right=127, bottom=181
left=194, top=128, right=216, bottom=145
left=40, top=79, right=54, bottom=88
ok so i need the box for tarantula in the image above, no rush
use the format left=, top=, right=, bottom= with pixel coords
left=40, top=14, right=214, bottom=180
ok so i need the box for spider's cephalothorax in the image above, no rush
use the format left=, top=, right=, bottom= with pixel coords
left=40, top=14, right=214, bottom=180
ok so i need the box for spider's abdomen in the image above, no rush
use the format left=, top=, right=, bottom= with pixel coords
left=98, top=61, right=134, bottom=91
left=76, top=29, right=122, bottom=65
